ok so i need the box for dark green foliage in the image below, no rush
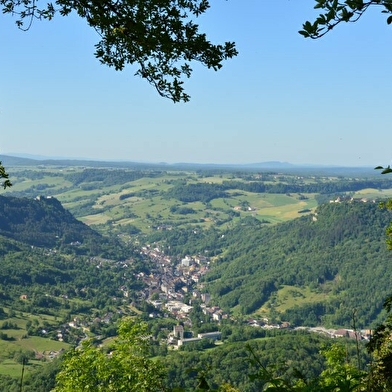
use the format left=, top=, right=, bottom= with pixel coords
left=300, top=1, right=392, bottom=40
left=0, top=195, right=101, bottom=250
left=206, top=202, right=392, bottom=326
left=170, top=205, right=196, bottom=215
left=0, top=331, right=15, bottom=340
left=0, top=321, right=18, bottom=329
left=122, top=223, right=141, bottom=234
left=147, top=226, right=224, bottom=256
left=0, top=245, right=137, bottom=314
left=119, top=192, right=135, bottom=200
left=13, top=349, right=35, bottom=364
left=376, top=165, right=392, bottom=175
left=0, top=161, right=11, bottom=189
left=180, top=338, right=215, bottom=352
left=238, top=216, right=265, bottom=226
left=54, top=318, right=167, bottom=391
left=2, top=0, right=237, bottom=102
left=163, top=331, right=333, bottom=391
left=166, top=183, right=229, bottom=203
left=0, top=359, right=62, bottom=392
left=366, top=294, right=392, bottom=391
left=282, top=303, right=331, bottom=327
left=222, top=178, right=392, bottom=195
left=119, top=189, right=160, bottom=200
left=66, top=169, right=160, bottom=187
left=0, top=195, right=131, bottom=259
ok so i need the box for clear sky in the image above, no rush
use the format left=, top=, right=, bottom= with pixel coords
left=1, top=1, right=391, bottom=166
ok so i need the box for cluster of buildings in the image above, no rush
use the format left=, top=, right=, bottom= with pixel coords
left=246, top=318, right=291, bottom=330
left=305, top=326, right=371, bottom=341
left=245, top=319, right=371, bottom=341
left=136, top=245, right=228, bottom=325
left=329, top=196, right=377, bottom=203
left=168, top=324, right=222, bottom=347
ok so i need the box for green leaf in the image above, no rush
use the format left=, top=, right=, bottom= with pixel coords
left=298, top=30, right=310, bottom=37
left=381, top=167, right=392, bottom=174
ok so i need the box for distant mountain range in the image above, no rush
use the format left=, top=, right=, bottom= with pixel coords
left=0, top=154, right=376, bottom=176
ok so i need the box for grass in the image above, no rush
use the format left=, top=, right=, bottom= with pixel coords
left=0, top=309, right=75, bottom=361
left=0, top=331, right=70, bottom=377
left=255, top=285, right=334, bottom=317
left=71, top=190, right=319, bottom=231
left=16, top=336, right=70, bottom=352
left=8, top=166, right=391, bottom=235
left=353, top=188, right=392, bottom=198
left=0, top=359, right=25, bottom=377
left=0, top=308, right=73, bottom=377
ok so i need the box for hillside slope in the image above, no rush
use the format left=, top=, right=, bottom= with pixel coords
left=0, top=195, right=142, bottom=317
left=205, top=201, right=392, bottom=327
left=0, top=195, right=102, bottom=250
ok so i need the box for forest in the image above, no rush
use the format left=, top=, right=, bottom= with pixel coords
left=204, top=202, right=392, bottom=327
left=1, top=162, right=392, bottom=390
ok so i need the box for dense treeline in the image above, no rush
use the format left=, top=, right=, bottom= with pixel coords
left=164, top=178, right=392, bottom=203
left=0, top=195, right=130, bottom=258
left=0, top=243, right=144, bottom=315
left=222, top=178, right=392, bottom=194
left=65, top=169, right=161, bottom=187
left=165, top=183, right=229, bottom=202
left=205, top=202, right=392, bottom=327
left=0, top=195, right=148, bottom=320
left=0, top=195, right=101, bottom=249
left=162, top=331, right=361, bottom=391
left=119, top=189, right=160, bottom=200
left=8, top=169, right=61, bottom=181
left=147, top=227, right=226, bottom=257
left=0, top=328, right=361, bottom=392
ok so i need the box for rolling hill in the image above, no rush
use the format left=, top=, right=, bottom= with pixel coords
left=203, top=201, right=392, bottom=327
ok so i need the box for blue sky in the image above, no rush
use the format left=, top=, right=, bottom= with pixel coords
left=1, top=1, right=391, bottom=166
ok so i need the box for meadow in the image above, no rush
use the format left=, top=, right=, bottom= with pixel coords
left=8, top=166, right=388, bottom=236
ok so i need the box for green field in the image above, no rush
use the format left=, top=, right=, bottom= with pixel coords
left=7, top=166, right=392, bottom=237
left=259, top=285, right=334, bottom=315
left=3, top=164, right=392, bottom=382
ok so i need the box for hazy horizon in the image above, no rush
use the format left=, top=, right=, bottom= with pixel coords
left=2, top=2, right=391, bottom=167
left=1, top=152, right=377, bottom=168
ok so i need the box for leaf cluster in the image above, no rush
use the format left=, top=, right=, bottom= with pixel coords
left=54, top=318, right=167, bottom=391
left=163, top=332, right=336, bottom=391
left=1, top=0, right=237, bottom=102
left=299, top=1, right=392, bottom=39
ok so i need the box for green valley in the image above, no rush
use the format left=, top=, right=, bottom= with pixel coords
left=1, top=158, right=392, bottom=390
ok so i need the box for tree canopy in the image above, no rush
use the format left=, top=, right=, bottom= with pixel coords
left=54, top=318, right=167, bottom=391
left=1, top=0, right=237, bottom=103
left=300, top=1, right=392, bottom=39
left=0, top=162, right=11, bottom=189
left=3, top=0, right=392, bottom=103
